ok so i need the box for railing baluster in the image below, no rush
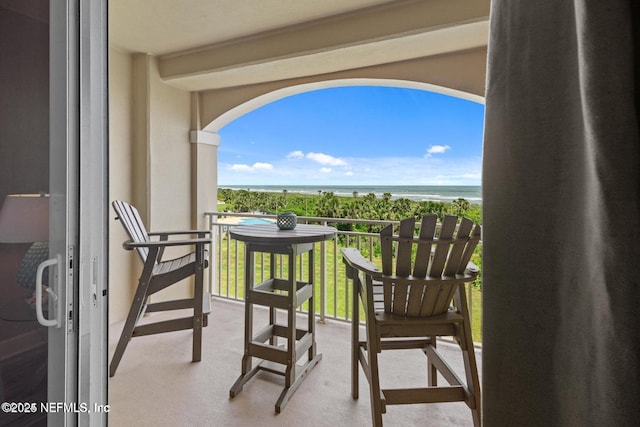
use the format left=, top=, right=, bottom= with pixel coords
left=227, top=226, right=231, bottom=296
left=343, top=234, right=350, bottom=320
left=234, top=240, right=240, bottom=298
left=212, top=215, right=217, bottom=295
left=319, top=220, right=327, bottom=323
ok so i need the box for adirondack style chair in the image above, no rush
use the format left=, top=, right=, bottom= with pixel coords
left=341, top=215, right=482, bottom=426
left=110, top=200, right=211, bottom=377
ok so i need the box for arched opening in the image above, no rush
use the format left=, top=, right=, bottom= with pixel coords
left=212, top=82, right=485, bottom=338
left=204, top=78, right=484, bottom=133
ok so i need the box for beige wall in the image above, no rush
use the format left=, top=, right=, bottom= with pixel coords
left=108, top=47, right=136, bottom=322
left=109, top=49, right=200, bottom=322
left=147, top=58, right=192, bottom=231
left=146, top=55, right=195, bottom=303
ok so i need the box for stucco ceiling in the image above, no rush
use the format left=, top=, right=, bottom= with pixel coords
left=109, top=0, right=395, bottom=56
left=109, top=0, right=490, bottom=92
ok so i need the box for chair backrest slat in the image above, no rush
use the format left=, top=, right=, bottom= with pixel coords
left=395, top=217, right=416, bottom=277
left=112, top=200, right=150, bottom=263
left=428, top=215, right=457, bottom=277
left=443, top=217, right=473, bottom=276
left=419, top=281, right=442, bottom=317
left=391, top=278, right=410, bottom=315
left=458, top=224, right=481, bottom=274
left=412, top=215, right=437, bottom=277
left=380, top=224, right=394, bottom=276
left=405, top=282, right=425, bottom=317
left=380, top=224, right=394, bottom=313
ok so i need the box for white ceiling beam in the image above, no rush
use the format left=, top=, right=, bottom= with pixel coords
left=157, top=0, right=489, bottom=91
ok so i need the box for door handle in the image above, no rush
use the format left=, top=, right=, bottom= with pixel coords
left=36, top=256, right=63, bottom=328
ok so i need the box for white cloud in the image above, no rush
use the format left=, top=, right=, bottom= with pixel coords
left=286, top=150, right=304, bottom=159
left=306, top=152, right=348, bottom=166
left=461, top=172, right=481, bottom=179
left=230, top=162, right=273, bottom=172
left=425, top=145, right=451, bottom=158
left=252, top=162, right=273, bottom=170
left=320, top=167, right=332, bottom=173
left=344, top=171, right=354, bottom=176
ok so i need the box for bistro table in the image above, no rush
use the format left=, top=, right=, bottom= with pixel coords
left=228, top=223, right=337, bottom=413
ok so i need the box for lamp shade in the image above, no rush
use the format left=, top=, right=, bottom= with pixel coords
left=0, top=194, right=49, bottom=243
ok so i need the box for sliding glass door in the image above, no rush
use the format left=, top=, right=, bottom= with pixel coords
left=0, top=0, right=107, bottom=425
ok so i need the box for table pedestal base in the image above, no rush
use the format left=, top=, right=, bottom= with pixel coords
left=230, top=352, right=322, bottom=413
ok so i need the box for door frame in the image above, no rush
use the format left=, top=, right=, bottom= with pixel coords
left=77, top=0, right=109, bottom=425
left=48, top=1, right=79, bottom=424
left=49, top=0, right=109, bottom=425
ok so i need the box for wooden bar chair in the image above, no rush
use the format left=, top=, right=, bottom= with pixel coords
left=109, top=200, right=211, bottom=377
left=342, top=215, right=482, bottom=426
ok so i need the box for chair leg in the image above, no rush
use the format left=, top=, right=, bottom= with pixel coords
left=192, top=260, right=205, bottom=363
left=366, top=347, right=384, bottom=427
left=364, top=322, right=384, bottom=427
left=461, top=330, right=481, bottom=427
left=352, top=278, right=360, bottom=399
left=426, top=336, right=438, bottom=387
left=456, top=287, right=481, bottom=427
left=110, top=279, right=150, bottom=376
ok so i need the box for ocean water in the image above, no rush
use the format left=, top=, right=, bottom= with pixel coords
left=220, top=185, right=482, bottom=204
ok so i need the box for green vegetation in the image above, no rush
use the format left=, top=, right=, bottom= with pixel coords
left=218, top=187, right=482, bottom=224
left=215, top=188, right=484, bottom=341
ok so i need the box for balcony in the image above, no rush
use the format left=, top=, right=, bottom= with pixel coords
left=108, top=213, right=482, bottom=426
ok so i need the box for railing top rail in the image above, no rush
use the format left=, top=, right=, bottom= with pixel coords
left=204, top=211, right=399, bottom=227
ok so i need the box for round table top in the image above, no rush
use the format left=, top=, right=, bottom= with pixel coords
left=229, top=223, right=337, bottom=245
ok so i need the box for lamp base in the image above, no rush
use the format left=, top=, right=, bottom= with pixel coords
left=16, top=242, right=48, bottom=290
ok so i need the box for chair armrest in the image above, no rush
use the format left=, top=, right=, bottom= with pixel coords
left=147, top=230, right=212, bottom=237
left=123, top=237, right=211, bottom=250
left=341, top=248, right=382, bottom=279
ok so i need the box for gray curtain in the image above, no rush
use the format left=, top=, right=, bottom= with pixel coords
left=483, top=1, right=640, bottom=426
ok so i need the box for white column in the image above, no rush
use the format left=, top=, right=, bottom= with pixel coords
left=190, top=129, right=220, bottom=295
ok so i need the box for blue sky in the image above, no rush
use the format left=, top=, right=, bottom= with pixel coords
left=218, top=86, right=484, bottom=186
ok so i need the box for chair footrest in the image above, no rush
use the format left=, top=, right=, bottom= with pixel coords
left=145, top=292, right=212, bottom=315
left=132, top=315, right=203, bottom=337
left=383, top=386, right=466, bottom=405
left=136, top=292, right=211, bottom=336
left=250, top=279, right=312, bottom=309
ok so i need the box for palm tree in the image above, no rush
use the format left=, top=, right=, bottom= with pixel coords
left=316, top=191, right=340, bottom=218
left=452, top=198, right=470, bottom=216
left=391, top=198, right=412, bottom=220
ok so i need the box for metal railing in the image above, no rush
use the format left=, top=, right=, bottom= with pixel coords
left=204, top=212, right=478, bottom=331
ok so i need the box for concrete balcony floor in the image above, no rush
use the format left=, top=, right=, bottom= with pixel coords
left=109, top=298, right=481, bottom=426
